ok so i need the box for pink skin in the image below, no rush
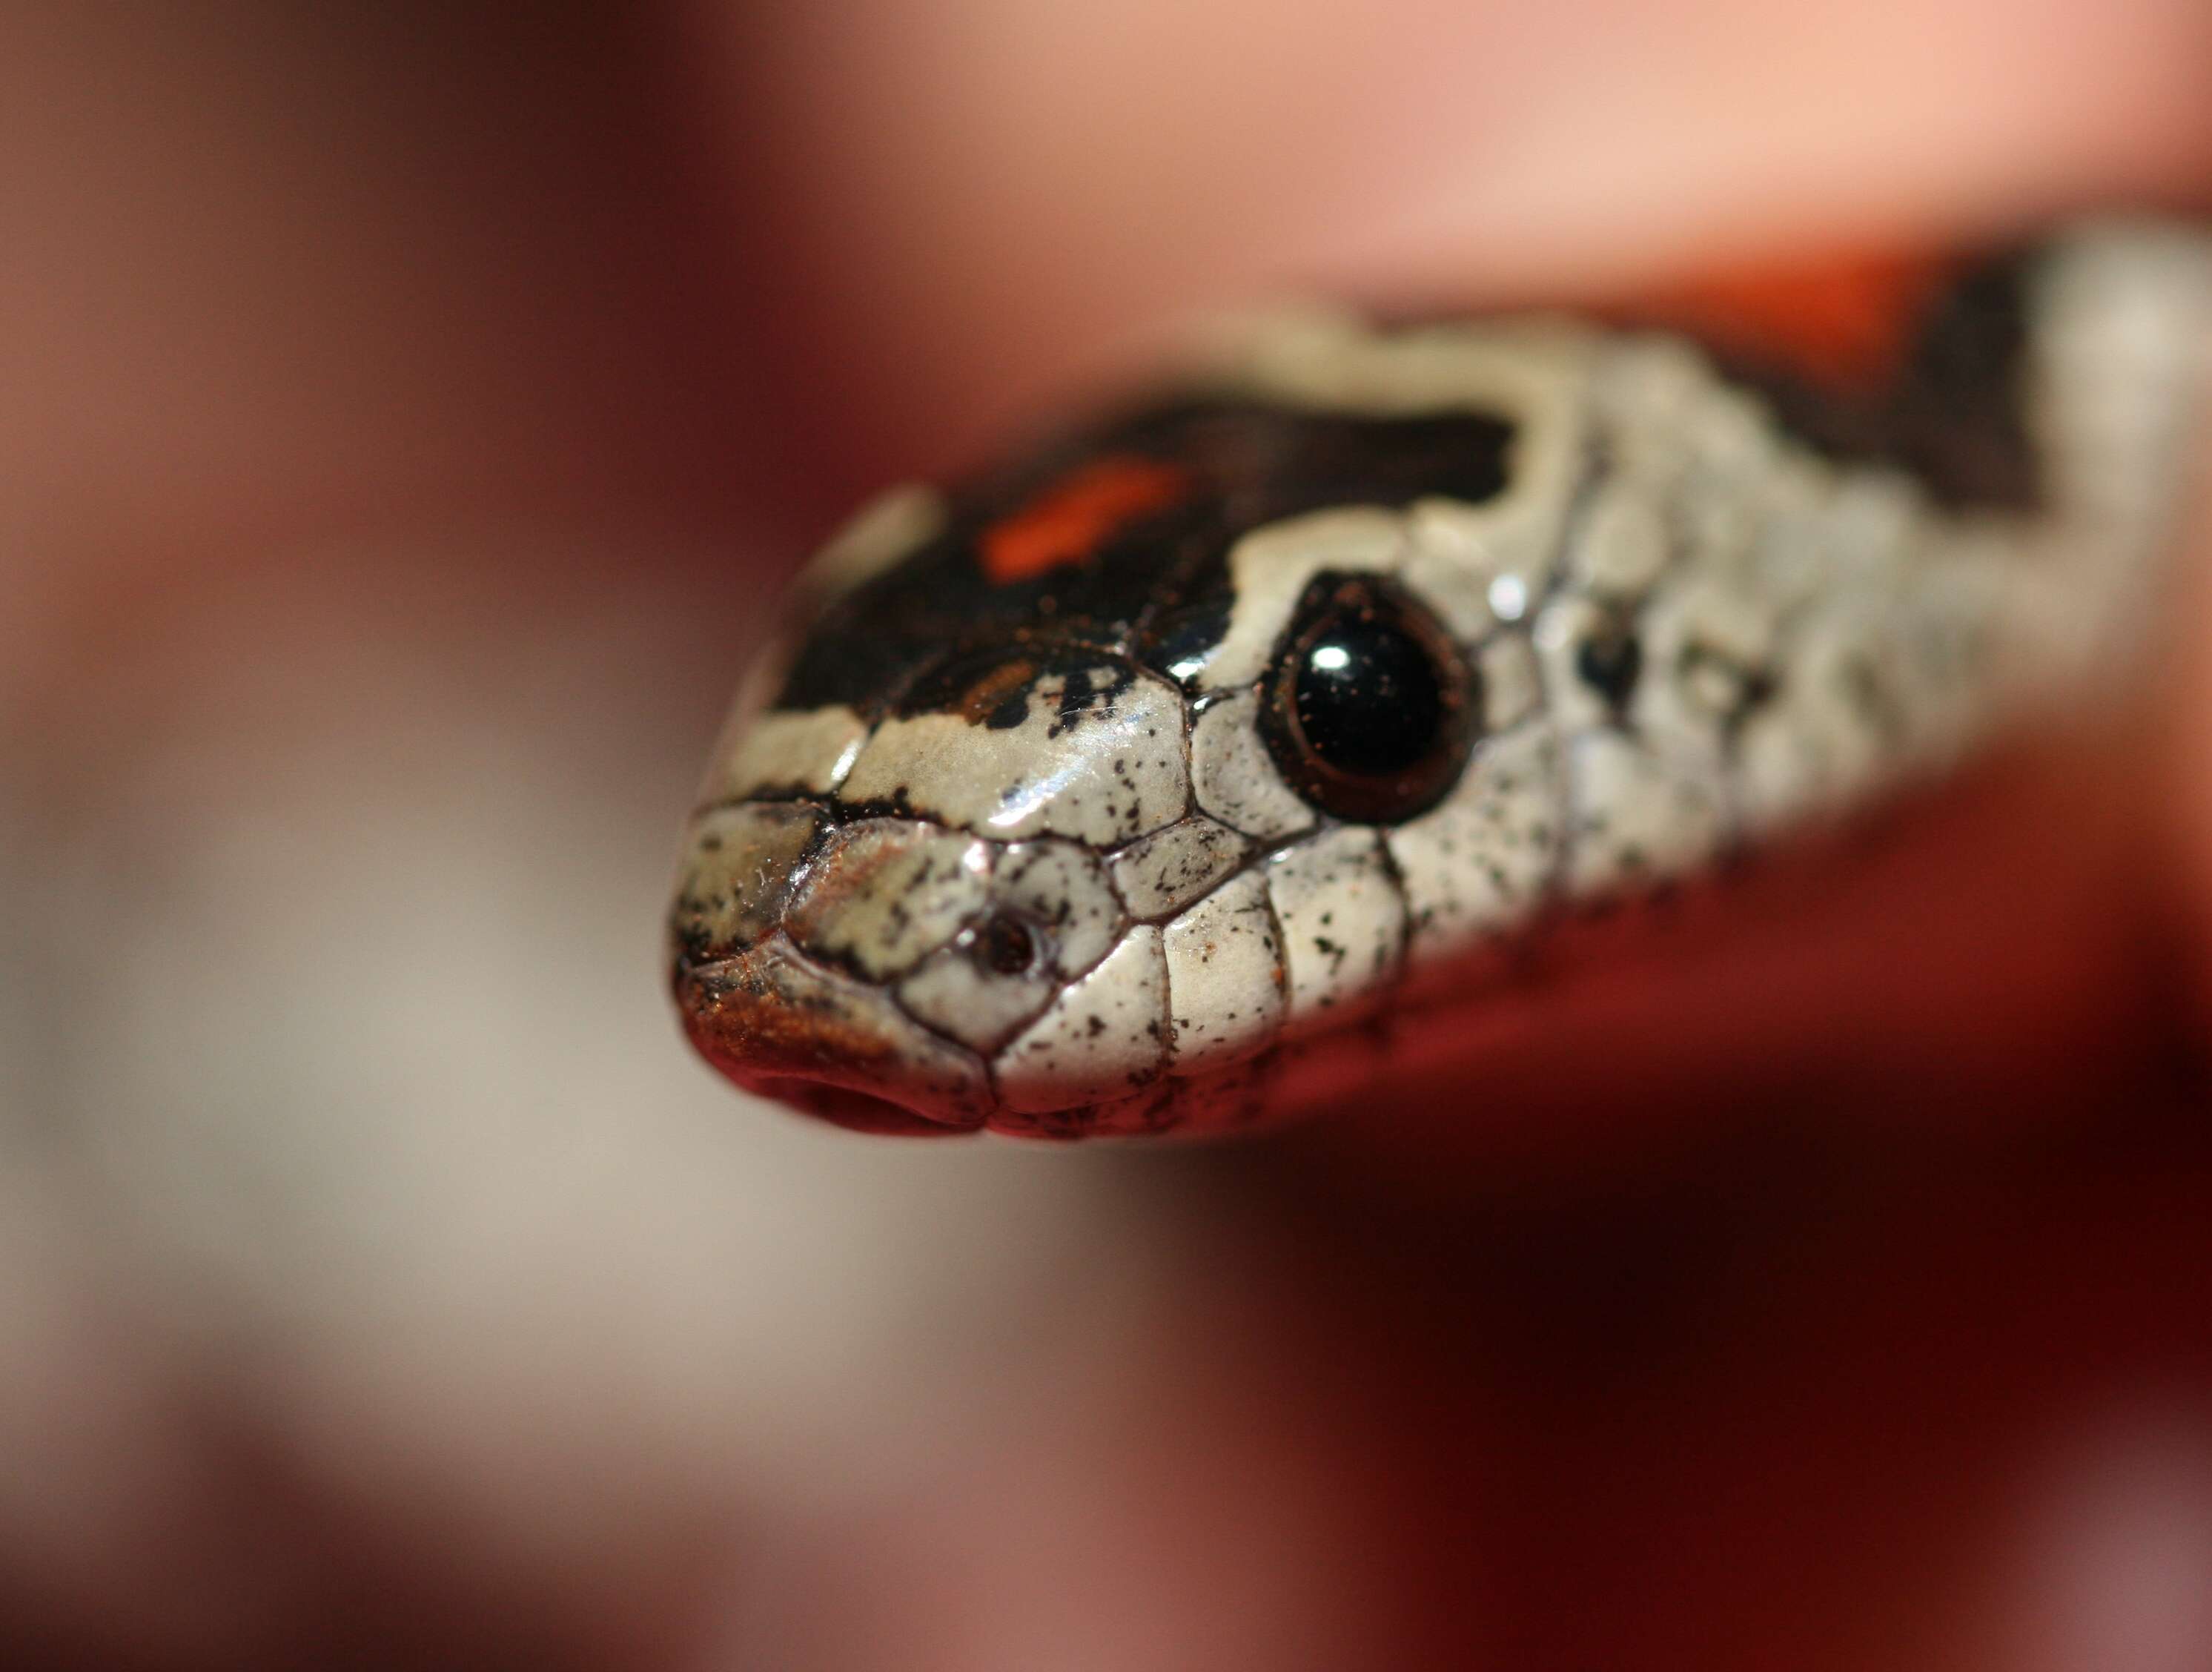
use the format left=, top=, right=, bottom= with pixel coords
left=683, top=0, right=2212, bottom=466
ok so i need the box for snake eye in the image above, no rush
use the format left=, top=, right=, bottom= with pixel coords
left=1260, top=574, right=1479, bottom=824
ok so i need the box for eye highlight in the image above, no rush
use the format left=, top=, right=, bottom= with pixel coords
left=1260, top=574, right=1480, bottom=824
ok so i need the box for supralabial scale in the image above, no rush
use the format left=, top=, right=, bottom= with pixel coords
left=668, top=219, right=2212, bottom=1138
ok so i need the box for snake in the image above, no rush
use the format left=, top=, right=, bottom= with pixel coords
left=667, top=218, right=2212, bottom=1138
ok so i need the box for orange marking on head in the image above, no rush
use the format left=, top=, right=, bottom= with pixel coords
left=1618, top=250, right=1957, bottom=391
left=981, top=455, right=1194, bottom=584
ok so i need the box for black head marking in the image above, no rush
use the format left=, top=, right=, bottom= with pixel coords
left=774, top=397, right=1519, bottom=716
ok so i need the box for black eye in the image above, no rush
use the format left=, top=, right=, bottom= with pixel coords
left=1260, top=574, right=1479, bottom=823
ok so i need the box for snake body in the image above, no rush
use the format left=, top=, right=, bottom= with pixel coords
left=670, top=220, right=2212, bottom=1137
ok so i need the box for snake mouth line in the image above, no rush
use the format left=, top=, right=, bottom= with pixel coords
left=675, top=942, right=999, bottom=1131
left=746, top=1077, right=981, bottom=1137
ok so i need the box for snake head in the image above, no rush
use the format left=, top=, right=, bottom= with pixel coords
left=668, top=327, right=1581, bottom=1136
left=672, top=228, right=2212, bottom=1137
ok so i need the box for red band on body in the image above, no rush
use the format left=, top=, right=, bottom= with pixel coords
left=1612, top=251, right=1956, bottom=391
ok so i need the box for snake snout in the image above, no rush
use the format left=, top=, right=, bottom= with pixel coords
left=668, top=804, right=993, bottom=1131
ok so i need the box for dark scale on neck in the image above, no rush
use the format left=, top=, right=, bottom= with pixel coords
left=1717, top=248, right=2043, bottom=512
left=1575, top=621, right=1644, bottom=715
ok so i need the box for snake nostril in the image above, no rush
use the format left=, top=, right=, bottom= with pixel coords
left=978, top=913, right=1039, bottom=977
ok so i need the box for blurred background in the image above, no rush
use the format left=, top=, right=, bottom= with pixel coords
left=4, top=3, right=2212, bottom=1666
